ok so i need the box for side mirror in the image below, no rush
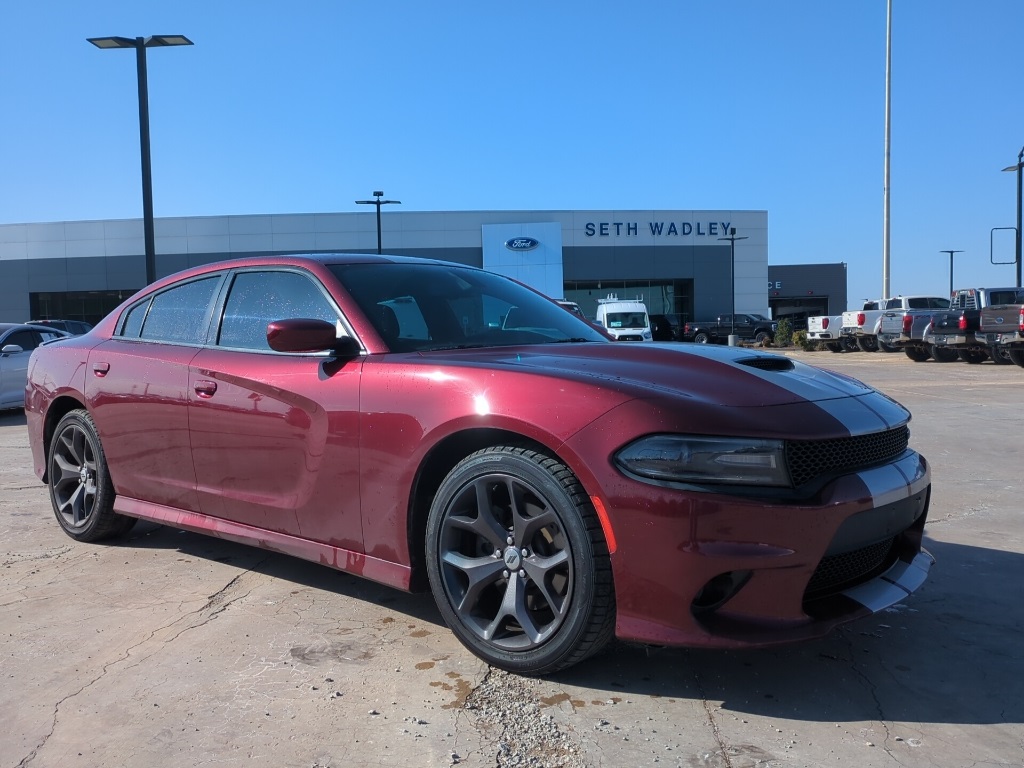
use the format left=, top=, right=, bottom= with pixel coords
left=1, top=344, right=24, bottom=356
left=266, top=319, right=361, bottom=358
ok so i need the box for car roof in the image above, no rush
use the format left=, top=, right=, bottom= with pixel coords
left=1, top=322, right=69, bottom=334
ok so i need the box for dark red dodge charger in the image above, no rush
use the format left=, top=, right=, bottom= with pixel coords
left=25, top=254, right=932, bottom=674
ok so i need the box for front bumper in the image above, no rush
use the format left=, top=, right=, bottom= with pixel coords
left=577, top=444, right=932, bottom=648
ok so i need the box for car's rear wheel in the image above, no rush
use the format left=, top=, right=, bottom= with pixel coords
left=426, top=446, right=614, bottom=675
left=48, top=410, right=135, bottom=542
left=754, top=331, right=771, bottom=345
left=1008, top=348, right=1024, bottom=368
left=990, top=346, right=1013, bottom=365
left=693, top=332, right=710, bottom=344
left=958, top=349, right=987, bottom=364
left=824, top=342, right=842, bottom=353
left=930, top=345, right=959, bottom=363
left=904, top=347, right=930, bottom=362
left=857, top=336, right=879, bottom=353
left=841, top=337, right=860, bottom=352
left=878, top=340, right=899, bottom=353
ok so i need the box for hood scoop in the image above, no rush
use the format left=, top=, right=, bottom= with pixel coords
left=736, top=355, right=795, bottom=372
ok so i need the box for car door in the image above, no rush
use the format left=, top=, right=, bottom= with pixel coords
left=86, top=275, right=224, bottom=512
left=187, top=268, right=363, bottom=550
left=0, top=329, right=41, bottom=408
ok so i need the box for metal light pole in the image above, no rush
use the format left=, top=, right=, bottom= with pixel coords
left=882, top=0, right=893, bottom=300
left=939, top=250, right=962, bottom=297
left=88, top=35, right=193, bottom=286
left=718, top=227, right=748, bottom=346
left=355, top=191, right=401, bottom=254
left=1002, top=147, right=1024, bottom=288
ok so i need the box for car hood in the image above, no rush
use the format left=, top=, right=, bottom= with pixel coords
left=420, top=342, right=888, bottom=410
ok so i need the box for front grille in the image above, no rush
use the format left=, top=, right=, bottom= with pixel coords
left=806, top=537, right=896, bottom=596
left=785, top=424, right=910, bottom=487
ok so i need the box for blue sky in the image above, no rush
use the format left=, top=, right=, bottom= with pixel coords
left=2, top=1, right=1022, bottom=308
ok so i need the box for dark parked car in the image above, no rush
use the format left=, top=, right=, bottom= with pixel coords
left=25, top=254, right=933, bottom=674
left=1, top=323, right=69, bottom=410
left=649, top=313, right=684, bottom=341
left=28, top=319, right=93, bottom=335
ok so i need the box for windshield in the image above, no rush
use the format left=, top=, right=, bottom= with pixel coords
left=329, top=262, right=609, bottom=352
left=605, top=312, right=649, bottom=329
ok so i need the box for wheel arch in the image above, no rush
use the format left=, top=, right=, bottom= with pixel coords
left=406, top=427, right=571, bottom=592
left=40, top=395, right=88, bottom=483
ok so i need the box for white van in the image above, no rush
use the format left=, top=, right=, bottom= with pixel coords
left=594, top=295, right=652, bottom=341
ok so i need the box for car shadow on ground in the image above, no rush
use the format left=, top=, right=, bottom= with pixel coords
left=0, top=408, right=27, bottom=427
left=553, top=537, right=1022, bottom=727
left=106, top=521, right=1022, bottom=728
left=119, top=519, right=446, bottom=627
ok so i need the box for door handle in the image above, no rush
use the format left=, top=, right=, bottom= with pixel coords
left=92, top=362, right=110, bottom=377
left=193, top=380, right=218, bottom=398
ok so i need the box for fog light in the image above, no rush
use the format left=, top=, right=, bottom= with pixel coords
left=691, top=570, right=752, bottom=614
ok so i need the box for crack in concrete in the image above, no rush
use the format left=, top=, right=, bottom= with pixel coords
left=689, top=653, right=734, bottom=768
left=13, top=559, right=266, bottom=767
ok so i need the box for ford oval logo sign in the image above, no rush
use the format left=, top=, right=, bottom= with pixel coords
left=505, top=237, right=539, bottom=251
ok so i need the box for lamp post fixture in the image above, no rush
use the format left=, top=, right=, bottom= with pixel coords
left=88, top=35, right=193, bottom=286
left=1002, top=146, right=1024, bottom=288
left=355, top=191, right=401, bottom=254
left=939, top=250, right=963, bottom=298
left=717, top=227, right=748, bottom=346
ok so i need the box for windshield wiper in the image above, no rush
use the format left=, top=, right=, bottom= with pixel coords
left=549, top=337, right=596, bottom=343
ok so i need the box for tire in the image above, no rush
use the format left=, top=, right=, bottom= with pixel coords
left=878, top=340, right=900, bottom=353
left=693, top=332, right=710, bottom=344
left=48, top=410, right=135, bottom=542
left=841, top=337, right=860, bottom=353
left=856, top=336, right=879, bottom=353
left=824, top=342, right=842, bottom=353
left=1008, top=348, right=1024, bottom=368
left=990, top=346, right=1013, bottom=365
left=754, top=331, right=771, bottom=345
left=425, top=446, right=614, bottom=675
left=930, top=345, right=959, bottom=363
left=904, top=347, right=931, bottom=362
left=958, top=349, right=987, bottom=364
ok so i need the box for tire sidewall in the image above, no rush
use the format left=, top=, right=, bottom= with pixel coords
left=426, top=448, right=601, bottom=674
left=48, top=410, right=116, bottom=541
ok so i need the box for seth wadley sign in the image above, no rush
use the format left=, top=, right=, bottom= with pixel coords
left=584, top=221, right=734, bottom=237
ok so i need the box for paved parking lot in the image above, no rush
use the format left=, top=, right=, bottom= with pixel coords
left=1, top=349, right=1022, bottom=768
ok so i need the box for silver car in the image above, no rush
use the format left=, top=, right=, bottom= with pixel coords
left=0, top=324, right=69, bottom=410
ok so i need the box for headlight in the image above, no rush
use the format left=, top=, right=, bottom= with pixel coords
left=615, top=435, right=790, bottom=487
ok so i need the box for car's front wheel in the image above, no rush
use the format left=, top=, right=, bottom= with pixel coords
left=48, top=410, right=135, bottom=542
left=693, top=332, right=710, bottom=344
left=426, top=446, right=614, bottom=675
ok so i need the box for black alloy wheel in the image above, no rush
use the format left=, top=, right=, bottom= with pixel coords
left=841, top=337, right=860, bottom=352
left=824, top=342, right=842, bottom=353
left=957, top=349, right=987, bottom=364
left=930, top=345, right=959, bottom=363
left=878, top=340, right=900, bottom=353
left=857, top=336, right=879, bottom=353
left=990, top=346, right=1013, bottom=365
left=904, top=347, right=931, bottom=362
left=48, top=410, right=134, bottom=542
left=1008, top=348, right=1024, bottom=368
left=426, top=447, right=614, bottom=675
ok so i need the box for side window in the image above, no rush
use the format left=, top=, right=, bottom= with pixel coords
left=139, top=277, right=220, bottom=344
left=120, top=299, right=150, bottom=338
left=218, top=270, right=340, bottom=351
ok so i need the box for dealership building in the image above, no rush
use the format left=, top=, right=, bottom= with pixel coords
left=0, top=209, right=846, bottom=326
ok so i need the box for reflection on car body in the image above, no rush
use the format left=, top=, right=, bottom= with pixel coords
left=25, top=254, right=933, bottom=675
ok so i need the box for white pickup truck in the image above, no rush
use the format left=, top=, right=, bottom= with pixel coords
left=807, top=315, right=857, bottom=352
left=841, top=296, right=949, bottom=352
